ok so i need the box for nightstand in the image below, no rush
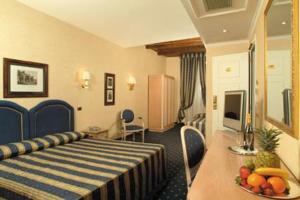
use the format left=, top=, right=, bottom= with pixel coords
left=82, top=128, right=108, bottom=139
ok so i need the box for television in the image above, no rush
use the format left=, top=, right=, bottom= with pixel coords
left=223, top=90, right=246, bottom=131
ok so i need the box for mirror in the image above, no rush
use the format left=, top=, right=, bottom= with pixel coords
left=265, top=0, right=299, bottom=138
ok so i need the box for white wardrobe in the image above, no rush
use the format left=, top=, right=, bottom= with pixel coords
left=148, top=74, right=176, bottom=132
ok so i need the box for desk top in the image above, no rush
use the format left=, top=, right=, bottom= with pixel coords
left=188, top=131, right=300, bottom=200
left=82, top=128, right=108, bottom=134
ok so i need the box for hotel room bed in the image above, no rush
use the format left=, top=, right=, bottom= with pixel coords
left=185, top=113, right=205, bottom=137
left=0, top=100, right=167, bottom=200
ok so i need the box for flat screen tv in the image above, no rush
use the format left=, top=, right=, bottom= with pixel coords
left=223, top=90, right=246, bottom=131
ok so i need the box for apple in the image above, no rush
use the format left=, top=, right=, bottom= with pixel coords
left=251, top=186, right=262, bottom=194
left=264, top=188, right=274, bottom=196
left=240, top=166, right=251, bottom=179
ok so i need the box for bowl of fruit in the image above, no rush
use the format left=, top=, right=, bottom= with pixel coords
left=235, top=165, right=300, bottom=199
left=235, top=128, right=300, bottom=199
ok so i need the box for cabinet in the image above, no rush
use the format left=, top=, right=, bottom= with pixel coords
left=148, top=74, right=175, bottom=132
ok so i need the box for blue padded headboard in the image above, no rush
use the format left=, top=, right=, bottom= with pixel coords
left=0, top=101, right=30, bottom=144
left=29, top=100, right=74, bottom=138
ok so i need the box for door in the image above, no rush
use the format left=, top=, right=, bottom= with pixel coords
left=267, top=50, right=291, bottom=123
left=212, top=53, right=249, bottom=133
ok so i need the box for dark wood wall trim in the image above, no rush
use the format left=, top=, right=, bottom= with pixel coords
left=145, top=37, right=205, bottom=57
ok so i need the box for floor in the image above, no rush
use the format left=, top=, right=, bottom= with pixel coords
left=127, top=124, right=187, bottom=200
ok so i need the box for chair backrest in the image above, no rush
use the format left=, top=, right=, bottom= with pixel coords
left=121, top=109, right=134, bottom=123
left=181, top=125, right=206, bottom=188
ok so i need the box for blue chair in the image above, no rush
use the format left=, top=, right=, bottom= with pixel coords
left=181, top=125, right=206, bottom=188
left=121, top=109, right=145, bottom=142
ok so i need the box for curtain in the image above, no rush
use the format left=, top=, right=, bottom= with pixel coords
left=178, top=52, right=206, bottom=122
left=178, top=53, right=199, bottom=122
left=185, top=71, right=205, bottom=122
left=199, top=53, right=206, bottom=106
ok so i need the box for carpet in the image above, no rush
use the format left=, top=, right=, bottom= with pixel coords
left=126, top=124, right=187, bottom=200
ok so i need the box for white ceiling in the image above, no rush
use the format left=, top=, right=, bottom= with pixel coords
left=17, top=0, right=264, bottom=47
left=17, top=0, right=200, bottom=47
left=181, top=0, right=261, bottom=44
left=267, top=1, right=291, bottom=37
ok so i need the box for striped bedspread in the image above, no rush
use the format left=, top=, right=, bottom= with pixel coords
left=186, top=115, right=205, bottom=137
left=0, top=132, right=167, bottom=200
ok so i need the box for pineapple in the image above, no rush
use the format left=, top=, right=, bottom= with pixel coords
left=254, top=128, right=282, bottom=168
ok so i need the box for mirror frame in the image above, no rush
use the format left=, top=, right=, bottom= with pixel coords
left=264, top=0, right=299, bottom=139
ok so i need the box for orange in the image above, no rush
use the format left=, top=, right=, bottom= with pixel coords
left=267, top=177, right=286, bottom=194
left=247, top=173, right=267, bottom=187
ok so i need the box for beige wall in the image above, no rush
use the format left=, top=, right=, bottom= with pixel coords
left=205, top=41, right=249, bottom=145
left=166, top=57, right=180, bottom=120
left=250, top=0, right=300, bottom=179
left=0, top=0, right=166, bottom=138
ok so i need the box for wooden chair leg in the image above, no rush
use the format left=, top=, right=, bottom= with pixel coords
left=133, top=133, right=135, bottom=141
left=123, top=131, right=127, bottom=141
left=142, top=130, right=145, bottom=143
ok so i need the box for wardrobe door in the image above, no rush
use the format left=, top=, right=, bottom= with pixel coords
left=170, top=78, right=175, bottom=123
left=167, top=77, right=172, bottom=126
left=165, top=76, right=175, bottom=128
left=163, top=76, right=168, bottom=129
left=148, top=75, right=163, bottom=131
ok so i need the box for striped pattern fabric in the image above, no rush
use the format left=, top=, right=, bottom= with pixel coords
left=0, top=136, right=167, bottom=200
left=0, top=132, right=86, bottom=161
left=186, top=114, right=206, bottom=137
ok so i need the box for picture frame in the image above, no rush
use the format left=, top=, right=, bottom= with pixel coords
left=104, top=73, right=115, bottom=106
left=3, top=58, right=48, bottom=98
left=107, top=77, right=114, bottom=89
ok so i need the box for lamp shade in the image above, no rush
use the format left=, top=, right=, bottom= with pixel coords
left=128, top=76, right=136, bottom=84
left=82, top=71, right=91, bottom=80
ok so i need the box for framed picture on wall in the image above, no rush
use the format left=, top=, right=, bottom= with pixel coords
left=104, top=73, right=115, bottom=106
left=107, top=77, right=114, bottom=89
left=106, top=90, right=114, bottom=103
left=3, top=58, right=48, bottom=98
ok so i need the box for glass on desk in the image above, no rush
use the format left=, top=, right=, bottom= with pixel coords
left=235, top=131, right=244, bottom=147
left=245, top=133, right=255, bottom=151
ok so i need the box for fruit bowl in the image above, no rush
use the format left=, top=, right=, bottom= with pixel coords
left=236, top=128, right=300, bottom=199
left=236, top=166, right=300, bottom=199
left=239, top=180, right=300, bottom=199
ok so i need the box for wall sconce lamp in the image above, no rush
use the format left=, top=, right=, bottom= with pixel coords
left=81, top=71, right=91, bottom=89
left=127, top=76, right=136, bottom=90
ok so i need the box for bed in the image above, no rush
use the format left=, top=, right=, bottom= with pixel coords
left=0, top=100, right=167, bottom=200
left=185, top=113, right=205, bottom=137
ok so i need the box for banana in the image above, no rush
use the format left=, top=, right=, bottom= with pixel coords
left=283, top=178, right=291, bottom=190
left=254, top=167, right=289, bottom=179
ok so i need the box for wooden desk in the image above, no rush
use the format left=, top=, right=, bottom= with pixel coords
left=188, top=131, right=300, bottom=200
